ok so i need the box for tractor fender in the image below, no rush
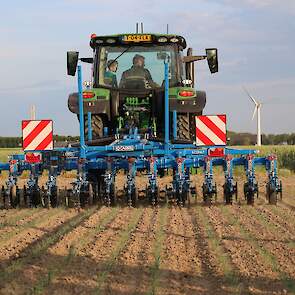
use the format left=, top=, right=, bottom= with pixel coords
left=169, top=90, right=206, bottom=113
left=68, top=92, right=110, bottom=118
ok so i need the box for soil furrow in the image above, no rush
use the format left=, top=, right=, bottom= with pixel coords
left=205, top=205, right=288, bottom=294
left=0, top=209, right=51, bottom=240
left=158, top=206, right=209, bottom=295
left=102, top=207, right=159, bottom=294
left=0, top=209, right=43, bottom=229
left=230, top=205, right=295, bottom=280
left=0, top=209, right=77, bottom=262
left=95, top=207, right=144, bottom=294
left=194, top=205, right=244, bottom=294
left=0, top=208, right=96, bottom=294
left=255, top=205, right=295, bottom=238
left=26, top=206, right=118, bottom=295
left=38, top=207, right=140, bottom=295
left=279, top=201, right=295, bottom=216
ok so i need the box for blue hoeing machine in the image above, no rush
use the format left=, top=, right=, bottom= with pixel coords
left=0, top=60, right=282, bottom=209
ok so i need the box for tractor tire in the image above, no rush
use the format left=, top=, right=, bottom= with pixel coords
left=177, top=113, right=190, bottom=140
left=84, top=114, right=104, bottom=139
left=78, top=114, right=105, bottom=140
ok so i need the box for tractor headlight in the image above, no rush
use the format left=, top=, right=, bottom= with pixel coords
left=158, top=37, right=168, bottom=43
left=170, top=37, right=179, bottom=43
left=106, top=38, right=116, bottom=44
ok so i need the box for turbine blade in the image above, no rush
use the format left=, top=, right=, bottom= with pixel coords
left=252, top=106, right=257, bottom=121
left=243, top=86, right=258, bottom=105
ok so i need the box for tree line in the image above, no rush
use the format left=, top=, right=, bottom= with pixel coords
left=0, top=136, right=80, bottom=148
left=0, top=133, right=294, bottom=148
left=227, top=131, right=295, bottom=146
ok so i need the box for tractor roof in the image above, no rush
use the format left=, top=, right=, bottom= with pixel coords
left=89, top=33, right=187, bottom=49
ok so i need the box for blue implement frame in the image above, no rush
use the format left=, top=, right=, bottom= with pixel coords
left=0, top=60, right=283, bottom=208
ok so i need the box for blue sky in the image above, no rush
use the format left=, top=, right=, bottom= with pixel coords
left=0, top=0, right=294, bottom=136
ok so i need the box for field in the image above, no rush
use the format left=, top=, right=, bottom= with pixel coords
left=0, top=148, right=294, bottom=294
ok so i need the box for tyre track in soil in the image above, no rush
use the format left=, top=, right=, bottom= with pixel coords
left=0, top=208, right=95, bottom=295
left=0, top=209, right=77, bottom=263
left=42, top=207, right=141, bottom=295
left=157, top=206, right=219, bottom=295
left=101, top=207, right=159, bottom=294
left=205, top=206, right=288, bottom=294
left=13, top=206, right=115, bottom=295
left=230, top=205, right=295, bottom=279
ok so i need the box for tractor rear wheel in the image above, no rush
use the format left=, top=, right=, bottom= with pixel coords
left=78, top=114, right=105, bottom=140
left=84, top=114, right=105, bottom=139
left=177, top=113, right=190, bottom=140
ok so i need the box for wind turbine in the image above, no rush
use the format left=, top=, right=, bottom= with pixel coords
left=243, top=88, right=262, bottom=146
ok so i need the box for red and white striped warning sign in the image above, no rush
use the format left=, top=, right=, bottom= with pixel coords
left=22, top=120, right=53, bottom=151
left=195, top=114, right=227, bottom=146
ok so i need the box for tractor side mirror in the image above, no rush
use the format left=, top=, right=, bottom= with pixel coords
left=67, top=51, right=79, bottom=76
left=206, top=48, right=218, bottom=73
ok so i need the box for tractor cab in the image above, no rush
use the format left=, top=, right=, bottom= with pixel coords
left=67, top=33, right=218, bottom=142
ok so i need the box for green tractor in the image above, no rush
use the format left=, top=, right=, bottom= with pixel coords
left=67, top=33, right=218, bottom=142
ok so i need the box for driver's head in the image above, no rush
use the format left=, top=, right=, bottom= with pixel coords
left=107, top=60, right=118, bottom=72
left=133, top=54, right=145, bottom=67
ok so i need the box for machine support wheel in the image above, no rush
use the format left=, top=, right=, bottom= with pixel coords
left=148, top=188, right=158, bottom=206
left=246, top=192, right=255, bottom=205
left=41, top=186, right=50, bottom=208
left=225, top=193, right=233, bottom=205
left=88, top=183, right=94, bottom=206
left=110, top=184, right=117, bottom=206
left=268, top=191, right=278, bottom=205
left=187, top=190, right=192, bottom=208
left=203, top=195, right=212, bottom=206
left=10, top=185, right=19, bottom=208
left=132, top=188, right=138, bottom=207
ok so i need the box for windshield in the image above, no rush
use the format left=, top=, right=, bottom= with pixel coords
left=94, top=45, right=182, bottom=89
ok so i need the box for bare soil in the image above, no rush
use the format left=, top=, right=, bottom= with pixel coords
left=0, top=173, right=294, bottom=294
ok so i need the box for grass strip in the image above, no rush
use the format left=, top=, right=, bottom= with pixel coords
left=146, top=206, right=168, bottom=295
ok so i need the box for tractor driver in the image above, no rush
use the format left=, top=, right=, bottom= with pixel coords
left=119, top=54, right=156, bottom=89
left=104, top=60, right=118, bottom=88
